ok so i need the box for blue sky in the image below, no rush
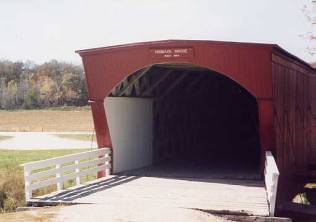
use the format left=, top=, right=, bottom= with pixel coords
left=0, top=0, right=315, bottom=64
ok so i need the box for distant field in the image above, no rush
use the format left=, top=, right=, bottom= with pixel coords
left=0, top=106, right=94, bottom=132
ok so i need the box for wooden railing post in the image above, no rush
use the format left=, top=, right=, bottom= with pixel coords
left=264, top=151, right=280, bottom=216
left=56, top=163, right=62, bottom=191
left=105, top=153, right=111, bottom=176
left=75, top=160, right=80, bottom=186
left=270, top=172, right=279, bottom=216
left=23, top=166, right=31, bottom=200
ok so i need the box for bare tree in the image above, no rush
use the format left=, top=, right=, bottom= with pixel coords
left=301, top=0, right=316, bottom=57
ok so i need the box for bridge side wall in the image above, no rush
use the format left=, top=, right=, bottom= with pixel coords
left=272, top=50, right=313, bottom=204
left=311, top=76, right=316, bottom=164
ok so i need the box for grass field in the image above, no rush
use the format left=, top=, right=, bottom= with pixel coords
left=0, top=149, right=88, bottom=213
left=0, top=106, right=94, bottom=132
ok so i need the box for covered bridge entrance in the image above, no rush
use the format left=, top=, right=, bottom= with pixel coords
left=106, top=63, right=260, bottom=177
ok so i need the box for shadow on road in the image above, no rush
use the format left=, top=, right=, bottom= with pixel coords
left=32, top=175, right=138, bottom=204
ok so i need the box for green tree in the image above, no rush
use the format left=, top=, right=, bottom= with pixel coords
left=0, top=59, right=88, bottom=109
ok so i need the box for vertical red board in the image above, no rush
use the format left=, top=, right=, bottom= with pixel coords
left=90, top=102, right=112, bottom=177
left=257, top=99, right=275, bottom=168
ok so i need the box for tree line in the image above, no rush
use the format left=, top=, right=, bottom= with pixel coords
left=0, top=59, right=88, bottom=109
left=1, top=59, right=314, bottom=110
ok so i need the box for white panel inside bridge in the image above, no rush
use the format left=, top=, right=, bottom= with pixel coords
left=104, top=97, right=153, bottom=173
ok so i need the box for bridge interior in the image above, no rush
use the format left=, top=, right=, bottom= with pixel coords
left=108, top=63, right=261, bottom=177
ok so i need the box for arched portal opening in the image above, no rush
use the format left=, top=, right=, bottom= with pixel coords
left=105, top=63, right=261, bottom=178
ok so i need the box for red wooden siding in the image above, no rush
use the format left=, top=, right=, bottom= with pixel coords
left=311, top=76, right=316, bottom=163
left=271, top=50, right=313, bottom=202
left=272, top=52, right=311, bottom=172
left=78, top=40, right=273, bottom=100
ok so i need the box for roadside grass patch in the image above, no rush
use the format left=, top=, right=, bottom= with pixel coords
left=0, top=149, right=88, bottom=213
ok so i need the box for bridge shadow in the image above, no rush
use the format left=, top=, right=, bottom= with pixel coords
left=32, top=175, right=139, bottom=204
left=119, top=164, right=264, bottom=188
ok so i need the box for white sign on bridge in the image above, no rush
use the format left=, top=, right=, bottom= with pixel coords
left=150, top=47, right=194, bottom=59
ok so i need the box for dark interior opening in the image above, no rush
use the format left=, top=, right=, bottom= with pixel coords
left=109, top=63, right=260, bottom=172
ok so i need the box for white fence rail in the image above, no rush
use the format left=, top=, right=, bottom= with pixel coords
left=21, top=148, right=111, bottom=201
left=264, top=151, right=280, bottom=216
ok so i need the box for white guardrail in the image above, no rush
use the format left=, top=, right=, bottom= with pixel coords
left=21, top=148, right=111, bottom=201
left=264, top=151, right=280, bottom=216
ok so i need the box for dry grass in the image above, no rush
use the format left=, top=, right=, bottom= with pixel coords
left=292, top=184, right=316, bottom=206
left=0, top=136, right=12, bottom=142
left=0, top=206, right=59, bottom=222
left=292, top=192, right=310, bottom=205
left=0, top=167, right=25, bottom=213
left=0, top=106, right=94, bottom=132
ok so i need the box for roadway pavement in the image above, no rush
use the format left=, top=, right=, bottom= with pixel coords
left=0, top=132, right=97, bottom=150
left=35, top=172, right=272, bottom=222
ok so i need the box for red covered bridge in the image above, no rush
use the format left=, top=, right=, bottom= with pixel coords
left=74, top=40, right=316, bottom=216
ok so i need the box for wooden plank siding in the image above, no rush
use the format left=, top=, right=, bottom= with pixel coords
left=271, top=51, right=313, bottom=203
left=310, top=76, right=316, bottom=164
